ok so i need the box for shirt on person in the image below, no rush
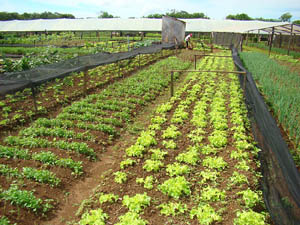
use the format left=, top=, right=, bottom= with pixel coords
left=185, top=34, right=192, bottom=42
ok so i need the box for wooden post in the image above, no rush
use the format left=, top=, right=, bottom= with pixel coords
left=170, top=71, right=174, bottom=97
left=246, top=32, right=249, bottom=45
left=268, top=27, right=275, bottom=56
left=279, top=33, right=282, bottom=48
left=31, top=86, right=38, bottom=112
left=84, top=70, right=88, bottom=95
left=292, top=33, right=296, bottom=50
left=288, top=24, right=293, bottom=56
left=127, top=35, right=130, bottom=51
left=240, top=35, right=244, bottom=52
left=194, top=55, right=197, bottom=70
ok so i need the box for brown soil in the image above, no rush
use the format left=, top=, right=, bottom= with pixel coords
left=39, top=51, right=194, bottom=225
left=54, top=55, right=269, bottom=225
left=0, top=50, right=195, bottom=225
left=0, top=52, right=169, bottom=139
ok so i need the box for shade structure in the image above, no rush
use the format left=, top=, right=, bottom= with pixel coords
left=0, top=18, right=289, bottom=33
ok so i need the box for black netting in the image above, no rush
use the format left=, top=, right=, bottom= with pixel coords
left=232, top=47, right=300, bottom=225
left=213, top=32, right=242, bottom=48
left=0, top=43, right=175, bottom=96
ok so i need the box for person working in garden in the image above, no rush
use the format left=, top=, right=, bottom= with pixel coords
left=185, top=33, right=193, bottom=49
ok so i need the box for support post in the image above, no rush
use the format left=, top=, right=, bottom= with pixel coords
left=293, top=33, right=296, bottom=50
left=279, top=33, right=282, bottom=48
left=31, top=86, right=38, bottom=112
left=246, top=32, right=249, bottom=45
left=194, top=55, right=197, bottom=70
left=84, top=69, right=88, bottom=95
left=240, top=35, right=244, bottom=52
left=127, top=35, right=130, bottom=51
left=170, top=71, right=174, bottom=97
left=268, top=27, right=275, bottom=56
left=288, top=24, right=293, bottom=56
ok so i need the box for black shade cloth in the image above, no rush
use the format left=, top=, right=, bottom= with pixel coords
left=232, top=46, right=300, bottom=225
left=0, top=43, right=175, bottom=96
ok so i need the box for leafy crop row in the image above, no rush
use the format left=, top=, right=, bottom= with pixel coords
left=76, top=52, right=269, bottom=225
left=240, top=51, right=300, bottom=165
left=0, top=54, right=190, bottom=223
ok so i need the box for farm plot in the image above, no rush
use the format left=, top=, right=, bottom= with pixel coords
left=240, top=51, right=300, bottom=168
left=0, top=55, right=191, bottom=225
left=75, top=53, right=270, bottom=225
left=0, top=50, right=172, bottom=133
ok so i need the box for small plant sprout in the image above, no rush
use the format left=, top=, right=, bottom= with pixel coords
left=237, top=189, right=263, bottom=208
left=234, top=210, right=266, bottom=225
left=114, top=171, right=128, bottom=184
left=190, top=203, right=221, bottom=225
left=99, top=193, right=119, bottom=204
left=202, top=156, right=227, bottom=171
left=150, top=148, right=168, bottom=160
left=162, top=140, right=177, bottom=149
left=162, top=125, right=181, bottom=139
left=120, top=158, right=136, bottom=169
left=79, top=208, right=108, bottom=225
left=176, top=149, right=199, bottom=166
left=116, top=212, right=148, bottom=225
left=143, top=160, right=163, bottom=172
left=122, top=193, right=151, bottom=213
left=136, top=176, right=155, bottom=190
left=166, top=163, right=190, bottom=177
left=230, top=171, right=249, bottom=186
left=158, top=202, right=187, bottom=216
left=159, top=176, right=191, bottom=199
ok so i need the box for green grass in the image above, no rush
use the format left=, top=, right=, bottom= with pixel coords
left=247, top=42, right=300, bottom=59
left=240, top=51, right=300, bottom=162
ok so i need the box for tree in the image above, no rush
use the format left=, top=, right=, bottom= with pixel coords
left=146, top=13, right=164, bottom=18
left=255, top=17, right=280, bottom=22
left=146, top=10, right=209, bottom=19
left=226, top=13, right=253, bottom=20
left=279, top=12, right=292, bottom=22
left=98, top=11, right=114, bottom=18
left=293, top=20, right=300, bottom=25
left=0, top=11, right=75, bottom=20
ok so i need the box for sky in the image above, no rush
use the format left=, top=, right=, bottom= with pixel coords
left=1, top=0, right=300, bottom=21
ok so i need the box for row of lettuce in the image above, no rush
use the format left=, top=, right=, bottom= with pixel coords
left=0, top=50, right=170, bottom=131
left=76, top=53, right=269, bottom=225
left=240, top=51, right=300, bottom=166
left=0, top=55, right=191, bottom=224
left=0, top=40, right=154, bottom=73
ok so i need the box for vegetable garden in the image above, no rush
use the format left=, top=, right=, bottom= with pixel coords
left=0, top=40, right=299, bottom=224
left=0, top=49, right=191, bottom=225
left=0, top=50, right=171, bottom=132
left=72, top=53, right=270, bottom=225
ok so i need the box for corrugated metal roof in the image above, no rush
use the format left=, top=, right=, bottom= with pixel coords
left=0, top=18, right=289, bottom=33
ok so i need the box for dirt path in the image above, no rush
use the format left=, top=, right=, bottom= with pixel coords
left=42, top=51, right=195, bottom=225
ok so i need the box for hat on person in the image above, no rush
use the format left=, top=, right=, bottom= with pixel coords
left=190, top=33, right=193, bottom=36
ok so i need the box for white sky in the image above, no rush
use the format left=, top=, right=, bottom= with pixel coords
left=1, top=0, right=299, bottom=21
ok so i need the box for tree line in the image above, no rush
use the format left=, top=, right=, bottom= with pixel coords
left=146, top=10, right=209, bottom=19
left=226, top=12, right=292, bottom=22
left=0, top=11, right=75, bottom=21
left=1, top=10, right=299, bottom=24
